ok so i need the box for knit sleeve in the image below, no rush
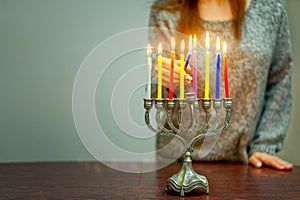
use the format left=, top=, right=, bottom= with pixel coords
left=248, top=3, right=293, bottom=155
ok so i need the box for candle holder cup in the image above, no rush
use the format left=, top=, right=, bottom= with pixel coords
left=144, top=93, right=232, bottom=196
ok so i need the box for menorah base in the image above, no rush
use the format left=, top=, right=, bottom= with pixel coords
left=165, top=155, right=209, bottom=196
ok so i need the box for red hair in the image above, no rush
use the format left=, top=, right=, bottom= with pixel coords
left=153, top=0, right=246, bottom=40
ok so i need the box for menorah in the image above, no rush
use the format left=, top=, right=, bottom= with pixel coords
left=144, top=92, right=232, bottom=196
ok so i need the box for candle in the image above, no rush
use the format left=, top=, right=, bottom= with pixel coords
left=215, top=37, right=221, bottom=99
left=180, top=40, right=185, bottom=99
left=169, top=37, right=175, bottom=99
left=193, top=34, right=198, bottom=99
left=204, top=31, right=210, bottom=99
left=157, top=43, right=163, bottom=99
left=223, top=41, right=230, bottom=98
left=184, top=35, right=192, bottom=71
left=147, top=44, right=152, bottom=99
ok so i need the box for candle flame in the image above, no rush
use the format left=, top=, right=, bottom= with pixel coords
left=181, top=40, right=185, bottom=54
left=147, top=44, right=152, bottom=57
left=206, top=31, right=210, bottom=50
left=171, top=37, right=175, bottom=51
left=189, top=35, right=193, bottom=52
left=216, top=37, right=220, bottom=51
left=158, top=43, right=162, bottom=54
left=193, top=34, right=197, bottom=49
left=223, top=41, right=227, bottom=54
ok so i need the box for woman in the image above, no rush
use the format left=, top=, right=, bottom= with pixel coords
left=149, top=0, right=293, bottom=170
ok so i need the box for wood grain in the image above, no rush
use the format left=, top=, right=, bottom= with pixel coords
left=0, top=162, right=299, bottom=199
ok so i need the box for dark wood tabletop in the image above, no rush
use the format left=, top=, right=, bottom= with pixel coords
left=0, top=161, right=299, bottom=199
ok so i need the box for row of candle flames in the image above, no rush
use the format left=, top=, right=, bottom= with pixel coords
left=146, top=32, right=230, bottom=100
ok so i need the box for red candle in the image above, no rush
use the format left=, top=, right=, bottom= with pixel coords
left=223, top=41, right=230, bottom=98
left=169, top=37, right=175, bottom=99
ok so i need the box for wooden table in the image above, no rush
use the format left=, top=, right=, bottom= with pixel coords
left=0, top=162, right=299, bottom=199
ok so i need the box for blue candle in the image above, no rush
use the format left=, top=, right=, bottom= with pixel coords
left=184, top=35, right=193, bottom=71
left=184, top=53, right=191, bottom=71
left=215, top=37, right=221, bottom=99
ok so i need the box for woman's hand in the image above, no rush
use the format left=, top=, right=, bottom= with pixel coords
left=249, top=152, right=293, bottom=171
left=155, top=57, right=192, bottom=89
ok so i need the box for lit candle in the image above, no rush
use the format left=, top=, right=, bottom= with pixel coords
left=157, top=43, right=163, bottom=99
left=169, top=37, right=175, bottom=99
left=205, top=31, right=210, bottom=99
left=223, top=41, right=230, bottom=98
left=180, top=40, right=185, bottom=99
left=193, top=34, right=198, bottom=99
left=147, top=44, right=152, bottom=99
left=184, top=35, right=192, bottom=71
left=215, top=37, right=221, bottom=99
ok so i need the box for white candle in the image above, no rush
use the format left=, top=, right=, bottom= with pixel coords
left=147, top=44, right=152, bottom=99
left=205, top=31, right=210, bottom=99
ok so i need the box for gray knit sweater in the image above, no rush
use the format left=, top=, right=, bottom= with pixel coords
left=149, top=0, right=293, bottom=163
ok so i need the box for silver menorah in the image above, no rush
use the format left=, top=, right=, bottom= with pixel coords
left=144, top=92, right=232, bottom=196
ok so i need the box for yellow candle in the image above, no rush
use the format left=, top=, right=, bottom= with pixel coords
left=205, top=31, right=210, bottom=99
left=157, top=43, right=163, bottom=99
left=180, top=40, right=185, bottom=99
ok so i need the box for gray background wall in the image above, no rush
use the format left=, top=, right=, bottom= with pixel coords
left=0, top=0, right=299, bottom=164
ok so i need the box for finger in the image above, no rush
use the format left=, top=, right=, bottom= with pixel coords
left=162, top=80, right=169, bottom=89
left=185, top=65, right=191, bottom=73
left=166, top=72, right=192, bottom=85
left=175, top=59, right=191, bottom=70
left=272, top=156, right=293, bottom=170
left=162, top=76, right=180, bottom=84
left=162, top=57, right=181, bottom=74
left=185, top=74, right=193, bottom=81
left=155, top=64, right=192, bottom=85
left=251, top=152, right=293, bottom=171
left=163, top=71, right=180, bottom=81
left=161, top=75, right=191, bottom=86
left=162, top=68, right=181, bottom=81
left=161, top=81, right=180, bottom=89
left=256, top=153, right=286, bottom=170
left=156, top=61, right=191, bottom=80
left=249, top=154, right=263, bottom=168
left=155, top=67, right=178, bottom=79
left=161, top=57, right=173, bottom=70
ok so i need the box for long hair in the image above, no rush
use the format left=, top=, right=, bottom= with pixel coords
left=153, top=0, right=246, bottom=40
